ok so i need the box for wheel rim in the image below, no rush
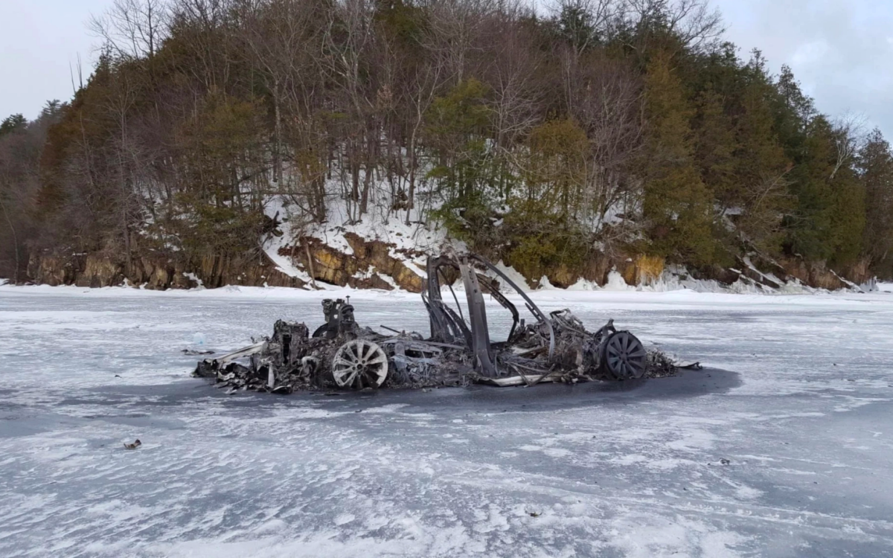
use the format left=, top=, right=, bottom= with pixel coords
left=332, top=339, right=389, bottom=389
left=603, top=332, right=647, bottom=380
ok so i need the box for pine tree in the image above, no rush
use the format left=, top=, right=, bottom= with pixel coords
left=828, top=161, right=865, bottom=268
left=694, top=88, right=736, bottom=210
left=0, top=114, right=27, bottom=137
left=784, top=117, right=835, bottom=261
left=859, top=129, right=893, bottom=276
left=640, top=51, right=716, bottom=267
left=732, top=63, right=790, bottom=254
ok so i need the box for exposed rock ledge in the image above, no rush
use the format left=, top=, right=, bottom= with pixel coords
left=25, top=233, right=868, bottom=293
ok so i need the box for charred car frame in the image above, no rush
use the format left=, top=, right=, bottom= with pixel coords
left=194, top=251, right=678, bottom=393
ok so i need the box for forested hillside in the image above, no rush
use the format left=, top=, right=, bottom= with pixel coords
left=2, top=0, right=893, bottom=290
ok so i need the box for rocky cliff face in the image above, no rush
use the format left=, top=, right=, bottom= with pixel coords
left=277, top=233, right=424, bottom=292
left=28, top=251, right=305, bottom=290
left=25, top=233, right=868, bottom=293
left=25, top=231, right=425, bottom=292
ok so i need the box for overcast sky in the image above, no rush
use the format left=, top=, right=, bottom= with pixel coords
left=2, top=0, right=893, bottom=138
left=711, top=0, right=893, bottom=138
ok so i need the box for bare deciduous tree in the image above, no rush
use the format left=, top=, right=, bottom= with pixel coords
left=91, top=0, right=169, bottom=59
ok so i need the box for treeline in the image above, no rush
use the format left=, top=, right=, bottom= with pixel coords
left=2, top=0, right=893, bottom=285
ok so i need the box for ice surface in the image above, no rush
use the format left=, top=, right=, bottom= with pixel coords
left=1, top=285, right=892, bottom=557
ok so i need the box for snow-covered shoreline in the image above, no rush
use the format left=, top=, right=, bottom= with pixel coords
left=1, top=279, right=889, bottom=310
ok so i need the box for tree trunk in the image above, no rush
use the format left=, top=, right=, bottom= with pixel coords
left=351, top=144, right=361, bottom=222
left=406, top=134, right=418, bottom=225
left=123, top=206, right=132, bottom=279
left=304, top=242, right=318, bottom=289
left=273, top=79, right=282, bottom=183
left=0, top=199, right=19, bottom=284
left=360, top=163, right=372, bottom=217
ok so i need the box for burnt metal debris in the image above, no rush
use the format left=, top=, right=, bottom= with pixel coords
left=193, top=251, right=685, bottom=393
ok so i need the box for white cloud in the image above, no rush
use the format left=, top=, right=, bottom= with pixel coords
left=712, top=0, right=893, bottom=138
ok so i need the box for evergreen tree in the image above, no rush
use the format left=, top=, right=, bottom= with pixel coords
left=693, top=88, right=736, bottom=212
left=859, top=129, right=893, bottom=276
left=0, top=114, right=27, bottom=136
left=640, top=51, right=716, bottom=267
left=504, top=118, right=590, bottom=280
left=425, top=79, right=504, bottom=248
left=732, top=58, right=790, bottom=253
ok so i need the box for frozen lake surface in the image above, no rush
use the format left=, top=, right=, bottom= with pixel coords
left=1, top=285, right=892, bottom=557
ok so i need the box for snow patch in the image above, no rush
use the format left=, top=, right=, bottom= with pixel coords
left=485, top=260, right=531, bottom=292
left=538, top=275, right=557, bottom=290
left=261, top=232, right=312, bottom=286
left=567, top=277, right=600, bottom=291
left=183, top=272, right=204, bottom=289
left=333, top=513, right=356, bottom=526
left=604, top=270, right=632, bottom=291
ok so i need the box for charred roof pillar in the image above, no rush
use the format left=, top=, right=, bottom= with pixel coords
left=459, top=255, right=496, bottom=377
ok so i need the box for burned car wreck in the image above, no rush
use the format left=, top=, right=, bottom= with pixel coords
left=194, top=251, right=682, bottom=393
